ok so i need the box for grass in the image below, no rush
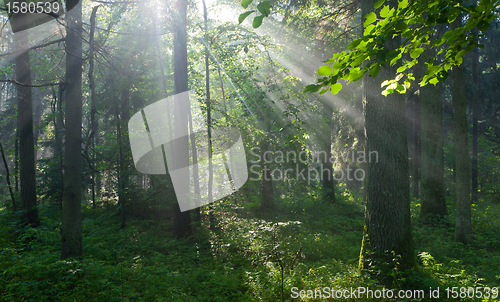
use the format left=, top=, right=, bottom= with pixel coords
left=0, top=189, right=499, bottom=301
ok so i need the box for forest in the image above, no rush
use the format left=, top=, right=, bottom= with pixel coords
left=0, top=0, right=499, bottom=300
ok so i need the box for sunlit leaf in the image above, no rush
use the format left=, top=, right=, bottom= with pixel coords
left=318, top=66, right=333, bottom=76
left=253, top=15, right=264, bottom=28
left=331, top=83, right=342, bottom=94
left=374, top=0, right=385, bottom=9
left=410, top=48, right=424, bottom=59
left=380, top=5, right=390, bottom=18
left=238, top=11, right=254, bottom=24
left=257, top=1, right=271, bottom=17
left=241, top=0, right=253, bottom=9
left=364, top=12, right=377, bottom=27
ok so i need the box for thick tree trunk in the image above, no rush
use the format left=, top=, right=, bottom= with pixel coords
left=172, top=0, right=191, bottom=238
left=11, top=6, right=39, bottom=227
left=419, top=49, right=447, bottom=217
left=358, top=0, right=416, bottom=278
left=451, top=18, right=472, bottom=244
left=61, top=0, right=83, bottom=259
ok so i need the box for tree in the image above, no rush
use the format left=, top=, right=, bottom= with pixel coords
left=357, top=0, right=416, bottom=278
left=451, top=17, right=472, bottom=244
left=10, top=2, right=39, bottom=227
left=61, top=0, right=83, bottom=259
left=172, top=0, right=191, bottom=238
left=418, top=47, right=447, bottom=217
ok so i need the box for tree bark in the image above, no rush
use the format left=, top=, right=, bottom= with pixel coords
left=11, top=5, right=39, bottom=227
left=419, top=48, right=447, bottom=217
left=61, top=0, right=83, bottom=259
left=172, top=0, right=191, bottom=238
left=412, top=93, right=420, bottom=199
left=471, top=48, right=479, bottom=204
left=321, top=104, right=335, bottom=202
left=0, top=141, right=16, bottom=211
left=89, top=5, right=100, bottom=209
left=358, top=0, right=416, bottom=278
left=451, top=17, right=472, bottom=244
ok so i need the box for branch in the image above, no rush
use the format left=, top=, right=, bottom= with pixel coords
left=0, top=38, right=65, bottom=58
left=0, top=79, right=64, bottom=87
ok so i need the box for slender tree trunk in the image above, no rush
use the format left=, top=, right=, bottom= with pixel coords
left=202, top=0, right=215, bottom=230
left=321, top=104, right=335, bottom=202
left=358, top=0, right=416, bottom=278
left=11, top=6, right=39, bottom=227
left=0, top=141, right=16, bottom=211
left=451, top=18, right=472, bottom=244
left=15, top=129, right=18, bottom=192
left=116, top=103, right=124, bottom=228
left=172, top=0, right=191, bottom=238
left=419, top=48, right=447, bottom=217
left=413, top=92, right=420, bottom=199
left=52, top=85, right=64, bottom=209
left=61, top=0, right=83, bottom=259
left=471, top=48, right=479, bottom=204
left=260, top=140, right=275, bottom=211
left=89, top=5, right=99, bottom=209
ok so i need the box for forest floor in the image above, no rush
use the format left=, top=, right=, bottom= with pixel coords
left=1, top=189, right=499, bottom=301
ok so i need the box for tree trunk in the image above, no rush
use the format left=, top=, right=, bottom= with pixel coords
left=451, top=17, right=472, bottom=244
left=11, top=5, right=39, bottom=227
left=419, top=48, right=447, bottom=217
left=172, top=0, right=191, bottom=238
left=89, top=5, right=99, bottom=209
left=0, top=141, right=16, bottom=211
left=471, top=48, right=479, bottom=204
left=260, top=140, right=275, bottom=211
left=61, top=0, right=83, bottom=259
left=412, top=93, right=420, bottom=199
left=358, top=0, right=416, bottom=278
left=321, top=104, right=335, bottom=202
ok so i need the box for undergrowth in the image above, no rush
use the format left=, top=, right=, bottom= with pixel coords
left=0, top=191, right=499, bottom=301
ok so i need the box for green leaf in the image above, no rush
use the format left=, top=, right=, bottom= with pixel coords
left=257, top=1, right=271, bottom=17
left=331, top=83, right=342, bottom=94
left=396, top=65, right=407, bottom=73
left=369, top=64, right=381, bottom=78
left=455, top=49, right=467, bottom=61
left=410, top=48, right=424, bottom=59
left=432, top=38, right=445, bottom=47
left=252, top=15, right=264, bottom=28
left=348, top=38, right=362, bottom=49
left=477, top=20, right=490, bottom=32
left=395, top=21, right=407, bottom=31
left=238, top=11, right=254, bottom=24
left=318, top=66, right=333, bottom=77
left=374, top=0, right=385, bottom=9
left=349, top=68, right=366, bottom=82
left=332, top=60, right=343, bottom=69
left=364, top=12, right=377, bottom=27
left=398, top=0, right=408, bottom=10
left=304, top=84, right=321, bottom=93
left=447, top=8, right=461, bottom=23
left=364, top=24, right=376, bottom=35
left=241, top=0, right=253, bottom=9
left=380, top=5, right=390, bottom=18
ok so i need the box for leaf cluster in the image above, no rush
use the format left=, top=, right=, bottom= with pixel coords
left=306, top=0, right=499, bottom=95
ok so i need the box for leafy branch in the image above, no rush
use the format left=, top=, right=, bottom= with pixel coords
left=306, top=0, right=499, bottom=95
